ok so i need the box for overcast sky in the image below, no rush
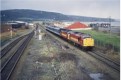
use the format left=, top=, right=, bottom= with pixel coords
left=1, top=0, right=120, bottom=19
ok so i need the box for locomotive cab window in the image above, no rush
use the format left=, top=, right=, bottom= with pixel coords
left=82, top=34, right=92, bottom=39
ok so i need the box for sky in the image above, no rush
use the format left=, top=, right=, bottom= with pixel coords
left=1, top=0, right=120, bottom=19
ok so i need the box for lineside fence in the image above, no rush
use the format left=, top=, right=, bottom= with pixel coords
left=94, top=39, right=120, bottom=53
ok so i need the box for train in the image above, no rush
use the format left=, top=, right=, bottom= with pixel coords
left=46, top=26, right=94, bottom=50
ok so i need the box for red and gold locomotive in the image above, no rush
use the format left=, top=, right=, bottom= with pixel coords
left=46, top=26, right=94, bottom=50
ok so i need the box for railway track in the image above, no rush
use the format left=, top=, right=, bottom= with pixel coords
left=39, top=24, right=120, bottom=72
left=1, top=36, right=27, bottom=73
left=87, top=51, right=120, bottom=72
left=1, top=31, right=34, bottom=80
left=0, top=34, right=27, bottom=58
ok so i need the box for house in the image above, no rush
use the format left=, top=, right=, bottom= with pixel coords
left=89, top=23, right=111, bottom=31
left=64, top=22, right=92, bottom=30
left=7, top=21, right=27, bottom=28
left=1, top=24, right=12, bottom=33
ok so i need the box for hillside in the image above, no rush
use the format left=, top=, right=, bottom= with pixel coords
left=1, top=9, right=116, bottom=22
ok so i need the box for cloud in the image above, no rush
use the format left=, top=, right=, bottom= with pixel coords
left=1, top=0, right=120, bottom=19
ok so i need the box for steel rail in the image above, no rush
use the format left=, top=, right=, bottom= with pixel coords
left=0, top=35, right=27, bottom=58
left=1, top=31, right=34, bottom=80
left=87, top=51, right=120, bottom=72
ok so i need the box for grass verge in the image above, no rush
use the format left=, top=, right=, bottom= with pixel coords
left=74, top=30, right=120, bottom=49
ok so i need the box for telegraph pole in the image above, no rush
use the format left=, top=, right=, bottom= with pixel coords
left=10, top=27, right=12, bottom=39
left=109, top=16, right=111, bottom=37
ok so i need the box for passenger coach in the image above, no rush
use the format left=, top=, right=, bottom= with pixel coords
left=46, top=26, right=94, bottom=50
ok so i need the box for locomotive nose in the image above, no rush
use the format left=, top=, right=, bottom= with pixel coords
left=83, top=38, right=94, bottom=47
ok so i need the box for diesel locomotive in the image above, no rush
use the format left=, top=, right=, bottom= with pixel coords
left=46, top=26, right=94, bottom=50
